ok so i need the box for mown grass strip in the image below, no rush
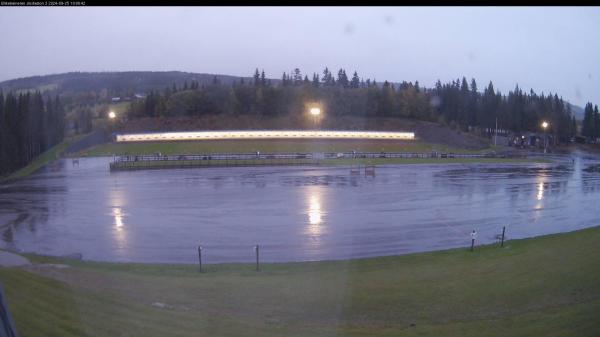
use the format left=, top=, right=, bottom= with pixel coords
left=3, top=226, right=600, bottom=337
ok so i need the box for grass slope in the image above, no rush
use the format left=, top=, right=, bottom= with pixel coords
left=0, top=135, right=85, bottom=183
left=2, top=226, right=600, bottom=337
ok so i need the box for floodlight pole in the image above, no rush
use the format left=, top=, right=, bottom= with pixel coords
left=494, top=117, right=498, bottom=146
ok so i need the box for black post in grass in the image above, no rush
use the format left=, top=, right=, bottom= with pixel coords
left=255, top=245, right=260, bottom=271
left=198, top=246, right=203, bottom=272
left=501, top=226, right=506, bottom=247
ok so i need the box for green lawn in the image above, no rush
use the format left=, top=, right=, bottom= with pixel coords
left=2, top=226, right=600, bottom=336
left=77, top=139, right=489, bottom=157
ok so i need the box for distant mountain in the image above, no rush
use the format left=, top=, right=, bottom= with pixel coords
left=568, top=103, right=585, bottom=121
left=0, top=71, right=255, bottom=95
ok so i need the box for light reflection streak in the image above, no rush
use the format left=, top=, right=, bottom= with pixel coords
left=309, top=195, right=322, bottom=226
left=305, top=187, right=326, bottom=237
left=537, top=181, right=544, bottom=201
left=109, top=188, right=128, bottom=251
left=533, top=174, right=547, bottom=222
left=113, top=207, right=124, bottom=231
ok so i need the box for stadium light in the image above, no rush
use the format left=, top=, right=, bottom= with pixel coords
left=541, top=121, right=549, bottom=153
left=309, top=107, right=321, bottom=129
left=108, top=111, right=116, bottom=119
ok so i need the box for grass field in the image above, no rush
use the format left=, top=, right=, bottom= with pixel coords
left=77, top=139, right=494, bottom=157
left=2, top=226, right=600, bottom=337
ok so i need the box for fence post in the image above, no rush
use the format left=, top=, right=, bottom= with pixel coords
left=198, top=246, right=202, bottom=272
left=501, top=226, right=506, bottom=247
left=255, top=245, right=260, bottom=271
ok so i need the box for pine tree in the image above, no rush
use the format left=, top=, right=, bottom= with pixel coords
left=350, top=71, right=360, bottom=88
left=293, top=68, right=302, bottom=85
left=281, top=72, right=289, bottom=87
left=312, top=73, right=320, bottom=87
left=470, top=79, right=477, bottom=94
left=253, top=68, right=260, bottom=86
left=337, top=69, right=349, bottom=88
left=260, top=70, right=267, bottom=87
left=54, top=95, right=65, bottom=143
left=590, top=104, right=600, bottom=138
left=582, top=102, right=594, bottom=138
left=322, top=67, right=334, bottom=86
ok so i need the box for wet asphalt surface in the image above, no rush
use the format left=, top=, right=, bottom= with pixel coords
left=1, top=152, right=600, bottom=263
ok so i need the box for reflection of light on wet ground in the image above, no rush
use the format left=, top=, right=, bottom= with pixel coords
left=113, top=207, right=124, bottom=230
left=109, top=187, right=128, bottom=251
left=305, top=187, right=326, bottom=237
left=533, top=174, right=548, bottom=222
left=112, top=206, right=128, bottom=254
left=309, top=195, right=322, bottom=226
left=6, top=155, right=600, bottom=263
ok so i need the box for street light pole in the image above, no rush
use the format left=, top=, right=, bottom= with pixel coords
left=494, top=117, right=498, bottom=146
left=541, top=121, right=549, bottom=153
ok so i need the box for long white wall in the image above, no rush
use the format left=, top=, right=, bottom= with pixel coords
left=115, top=130, right=416, bottom=142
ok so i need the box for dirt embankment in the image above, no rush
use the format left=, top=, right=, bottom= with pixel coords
left=116, top=115, right=491, bottom=150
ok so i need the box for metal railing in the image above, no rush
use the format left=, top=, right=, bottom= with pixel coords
left=109, top=151, right=526, bottom=171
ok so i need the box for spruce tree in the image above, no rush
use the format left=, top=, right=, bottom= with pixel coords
left=350, top=71, right=360, bottom=88
left=312, top=73, right=320, bottom=87
left=293, top=68, right=302, bottom=85
left=582, top=102, right=594, bottom=138
left=253, top=68, right=260, bottom=86
left=260, top=70, right=266, bottom=87
left=337, top=69, right=349, bottom=88
left=590, top=103, right=600, bottom=138
left=281, top=72, right=288, bottom=86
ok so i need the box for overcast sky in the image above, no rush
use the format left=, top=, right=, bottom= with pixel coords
left=0, top=6, right=599, bottom=106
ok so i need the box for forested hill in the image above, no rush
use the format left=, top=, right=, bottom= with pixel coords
left=0, top=71, right=251, bottom=96
left=0, top=71, right=587, bottom=121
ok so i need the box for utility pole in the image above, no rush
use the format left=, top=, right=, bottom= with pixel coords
left=494, top=117, right=498, bottom=146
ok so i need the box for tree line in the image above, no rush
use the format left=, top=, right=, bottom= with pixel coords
left=0, top=91, right=65, bottom=176
left=129, top=67, right=589, bottom=142
left=582, top=102, right=600, bottom=139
